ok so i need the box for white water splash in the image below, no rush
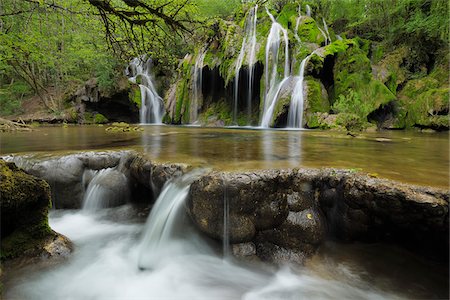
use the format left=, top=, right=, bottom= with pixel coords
left=82, top=168, right=129, bottom=211
left=137, top=169, right=206, bottom=270
left=126, top=56, right=164, bottom=124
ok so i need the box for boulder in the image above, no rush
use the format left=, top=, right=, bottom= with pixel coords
left=188, top=167, right=449, bottom=263
left=0, top=160, right=72, bottom=262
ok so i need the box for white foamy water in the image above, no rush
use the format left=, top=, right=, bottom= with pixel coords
left=6, top=202, right=442, bottom=299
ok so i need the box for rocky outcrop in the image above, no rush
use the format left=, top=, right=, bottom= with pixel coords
left=3, top=151, right=188, bottom=208
left=4, top=151, right=448, bottom=264
left=188, top=168, right=449, bottom=263
left=0, top=159, right=72, bottom=262
left=72, top=78, right=140, bottom=124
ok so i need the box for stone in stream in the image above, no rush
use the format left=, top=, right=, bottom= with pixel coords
left=188, top=167, right=449, bottom=264
left=0, top=159, right=72, bottom=265
left=3, top=151, right=449, bottom=265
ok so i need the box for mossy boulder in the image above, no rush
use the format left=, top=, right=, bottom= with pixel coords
left=0, top=160, right=72, bottom=261
left=331, top=42, right=396, bottom=129
left=295, top=16, right=326, bottom=45
left=373, top=47, right=409, bottom=94
left=304, top=77, right=330, bottom=127
left=397, top=63, right=449, bottom=130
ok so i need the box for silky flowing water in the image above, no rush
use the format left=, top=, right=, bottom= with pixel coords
left=2, top=125, right=449, bottom=299
left=5, top=205, right=447, bottom=299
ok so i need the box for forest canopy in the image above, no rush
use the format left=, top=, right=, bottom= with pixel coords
left=0, top=0, right=448, bottom=116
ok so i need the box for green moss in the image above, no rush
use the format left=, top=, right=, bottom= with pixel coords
left=331, top=42, right=396, bottom=126
left=93, top=113, right=108, bottom=124
left=276, top=3, right=298, bottom=29
left=296, top=16, right=325, bottom=45
left=0, top=160, right=53, bottom=261
left=398, top=67, right=449, bottom=130
left=375, top=47, right=409, bottom=94
left=84, top=111, right=94, bottom=124
left=199, top=100, right=233, bottom=126
left=130, top=86, right=142, bottom=108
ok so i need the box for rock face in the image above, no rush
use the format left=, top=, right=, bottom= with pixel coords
left=188, top=168, right=449, bottom=263
left=72, top=78, right=140, bottom=124
left=0, top=160, right=72, bottom=262
left=188, top=170, right=327, bottom=264
left=3, top=151, right=188, bottom=208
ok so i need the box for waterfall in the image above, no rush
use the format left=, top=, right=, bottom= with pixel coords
left=233, top=5, right=258, bottom=124
left=191, top=49, right=206, bottom=124
left=260, top=8, right=289, bottom=128
left=223, top=178, right=230, bottom=258
left=287, top=52, right=316, bottom=128
left=306, top=4, right=311, bottom=17
left=126, top=56, right=164, bottom=124
left=82, top=168, right=129, bottom=211
left=322, top=17, right=332, bottom=44
left=247, top=6, right=258, bottom=120
left=137, top=170, right=206, bottom=270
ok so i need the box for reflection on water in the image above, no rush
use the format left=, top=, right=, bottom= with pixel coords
left=1, top=125, right=448, bottom=187
left=5, top=207, right=448, bottom=299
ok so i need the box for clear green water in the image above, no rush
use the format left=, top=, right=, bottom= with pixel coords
left=1, top=125, right=448, bottom=187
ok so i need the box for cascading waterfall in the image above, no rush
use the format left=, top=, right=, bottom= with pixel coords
left=82, top=168, right=129, bottom=211
left=191, top=49, right=206, bottom=124
left=247, top=6, right=258, bottom=120
left=233, top=5, right=258, bottom=124
left=137, top=169, right=206, bottom=270
left=287, top=51, right=316, bottom=128
left=306, top=4, right=311, bottom=17
left=260, top=8, right=289, bottom=128
left=126, top=56, right=164, bottom=124
left=322, top=17, right=332, bottom=44
left=223, top=178, right=230, bottom=258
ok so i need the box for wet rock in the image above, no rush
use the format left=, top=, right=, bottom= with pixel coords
left=3, top=152, right=128, bottom=208
left=255, top=242, right=309, bottom=266
left=232, top=242, right=257, bottom=258
left=0, top=159, right=72, bottom=262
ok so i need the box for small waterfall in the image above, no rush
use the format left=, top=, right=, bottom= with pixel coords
left=126, top=56, right=164, bottom=124
left=223, top=178, right=230, bottom=258
left=233, top=5, right=258, bottom=124
left=82, top=168, right=129, bottom=211
left=306, top=4, right=311, bottom=17
left=322, top=17, right=332, bottom=44
left=337, top=34, right=343, bottom=41
left=234, top=41, right=247, bottom=123
left=287, top=52, right=316, bottom=128
left=247, top=5, right=258, bottom=120
left=260, top=77, right=290, bottom=127
left=260, top=8, right=289, bottom=128
left=137, top=170, right=206, bottom=270
left=191, top=49, right=206, bottom=124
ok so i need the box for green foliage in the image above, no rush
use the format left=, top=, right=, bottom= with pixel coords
left=193, top=0, right=241, bottom=18
left=0, top=0, right=119, bottom=114
left=94, top=113, right=108, bottom=124
left=326, top=0, right=448, bottom=71
left=0, top=81, right=31, bottom=116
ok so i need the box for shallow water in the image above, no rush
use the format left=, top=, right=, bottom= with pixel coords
left=1, top=125, right=449, bottom=187
left=5, top=206, right=448, bottom=300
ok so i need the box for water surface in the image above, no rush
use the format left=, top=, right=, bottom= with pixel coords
left=1, top=125, right=448, bottom=187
